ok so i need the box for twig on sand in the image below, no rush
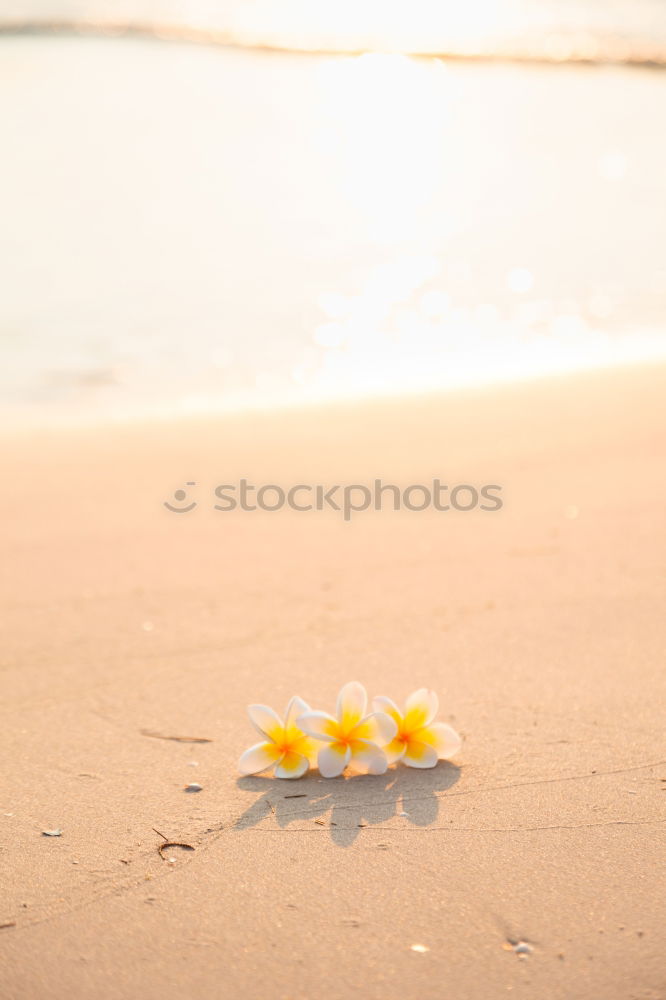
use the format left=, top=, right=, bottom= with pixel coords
left=158, top=841, right=195, bottom=859
left=284, top=794, right=307, bottom=799
left=153, top=828, right=195, bottom=858
left=154, top=834, right=196, bottom=861
left=141, top=729, right=213, bottom=743
left=0, top=921, right=16, bottom=930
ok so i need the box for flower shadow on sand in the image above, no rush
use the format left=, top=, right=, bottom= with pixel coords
left=235, top=762, right=460, bottom=847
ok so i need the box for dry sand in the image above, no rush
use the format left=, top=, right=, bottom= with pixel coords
left=1, top=363, right=665, bottom=999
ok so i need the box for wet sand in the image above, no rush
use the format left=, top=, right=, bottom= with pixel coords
left=1, top=362, right=665, bottom=998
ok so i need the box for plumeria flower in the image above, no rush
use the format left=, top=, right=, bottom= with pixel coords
left=297, top=681, right=397, bottom=778
left=371, top=688, right=461, bottom=768
left=238, top=696, right=318, bottom=779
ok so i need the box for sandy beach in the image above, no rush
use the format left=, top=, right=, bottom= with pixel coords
left=1, top=361, right=665, bottom=998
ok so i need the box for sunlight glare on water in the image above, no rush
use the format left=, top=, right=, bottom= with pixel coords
left=228, top=0, right=510, bottom=56
left=1, top=31, right=666, bottom=423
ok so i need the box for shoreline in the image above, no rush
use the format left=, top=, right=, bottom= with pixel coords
left=4, top=342, right=666, bottom=435
left=1, top=17, right=666, bottom=69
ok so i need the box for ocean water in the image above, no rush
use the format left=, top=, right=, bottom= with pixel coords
left=1, top=3, right=666, bottom=424
left=3, top=0, right=666, bottom=63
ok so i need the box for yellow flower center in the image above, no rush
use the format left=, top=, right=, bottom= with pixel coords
left=276, top=734, right=298, bottom=755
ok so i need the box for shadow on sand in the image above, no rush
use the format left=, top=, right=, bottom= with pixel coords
left=235, top=762, right=460, bottom=847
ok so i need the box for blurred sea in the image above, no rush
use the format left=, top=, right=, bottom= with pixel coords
left=3, top=0, right=666, bottom=63
left=1, top=1, right=666, bottom=424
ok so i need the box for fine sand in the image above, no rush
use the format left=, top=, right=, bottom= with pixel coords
left=1, top=363, right=666, bottom=999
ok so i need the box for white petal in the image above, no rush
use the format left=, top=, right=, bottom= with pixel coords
left=403, top=688, right=439, bottom=732
left=371, top=695, right=402, bottom=730
left=317, top=741, right=351, bottom=778
left=383, top=737, right=407, bottom=765
left=247, top=704, right=284, bottom=743
left=402, top=740, right=439, bottom=769
left=274, top=751, right=309, bottom=779
left=238, top=741, right=282, bottom=775
left=352, top=711, right=398, bottom=745
left=296, top=710, right=339, bottom=742
left=416, top=722, right=462, bottom=760
left=348, top=739, right=388, bottom=775
left=336, top=681, right=367, bottom=734
left=284, top=696, right=310, bottom=741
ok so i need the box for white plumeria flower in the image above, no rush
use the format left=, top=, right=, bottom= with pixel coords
left=372, top=688, right=461, bottom=768
left=238, top=696, right=318, bottom=779
left=297, top=681, right=397, bottom=778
